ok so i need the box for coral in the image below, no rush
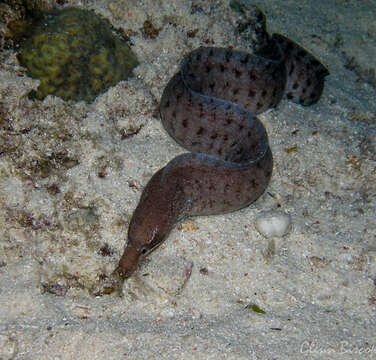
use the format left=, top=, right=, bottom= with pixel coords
left=0, top=0, right=58, bottom=50
left=17, top=7, right=139, bottom=102
left=0, top=0, right=27, bottom=50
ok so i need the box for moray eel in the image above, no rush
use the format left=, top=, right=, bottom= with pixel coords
left=94, top=33, right=328, bottom=295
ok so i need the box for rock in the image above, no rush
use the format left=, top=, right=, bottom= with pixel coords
left=255, top=210, right=292, bottom=238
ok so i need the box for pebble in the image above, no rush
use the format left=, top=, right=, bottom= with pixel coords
left=255, top=210, right=292, bottom=238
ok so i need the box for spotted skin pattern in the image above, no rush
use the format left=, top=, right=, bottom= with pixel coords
left=108, top=33, right=329, bottom=288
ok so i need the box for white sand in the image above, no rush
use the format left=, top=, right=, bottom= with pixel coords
left=0, top=0, right=375, bottom=359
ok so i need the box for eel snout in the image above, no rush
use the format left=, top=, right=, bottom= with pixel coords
left=116, top=245, right=141, bottom=279
left=90, top=245, right=140, bottom=296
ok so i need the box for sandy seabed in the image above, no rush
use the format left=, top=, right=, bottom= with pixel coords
left=0, top=0, right=375, bottom=359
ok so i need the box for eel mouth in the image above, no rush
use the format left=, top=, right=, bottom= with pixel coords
left=116, top=245, right=141, bottom=280
left=90, top=245, right=141, bottom=296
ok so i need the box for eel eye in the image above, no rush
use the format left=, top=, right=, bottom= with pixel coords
left=140, top=246, right=148, bottom=255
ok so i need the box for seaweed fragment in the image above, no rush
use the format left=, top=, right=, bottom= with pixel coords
left=245, top=302, right=266, bottom=314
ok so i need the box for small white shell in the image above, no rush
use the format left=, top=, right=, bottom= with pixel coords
left=255, top=210, right=292, bottom=238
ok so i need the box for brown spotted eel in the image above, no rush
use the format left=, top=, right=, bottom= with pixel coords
left=95, top=33, right=328, bottom=295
